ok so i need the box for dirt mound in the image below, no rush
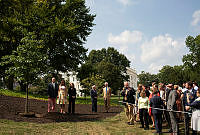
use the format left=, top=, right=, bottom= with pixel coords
left=0, top=95, right=123, bottom=123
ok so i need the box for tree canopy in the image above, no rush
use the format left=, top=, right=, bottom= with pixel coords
left=137, top=71, right=158, bottom=86
left=78, top=47, right=130, bottom=94
left=0, top=0, right=95, bottom=90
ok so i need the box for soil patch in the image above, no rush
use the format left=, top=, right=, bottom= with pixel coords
left=0, top=95, right=123, bottom=123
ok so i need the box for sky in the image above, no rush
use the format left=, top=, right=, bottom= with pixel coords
left=84, top=0, right=200, bottom=74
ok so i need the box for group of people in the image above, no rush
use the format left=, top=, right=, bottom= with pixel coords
left=47, top=77, right=76, bottom=114
left=121, top=81, right=200, bottom=135
left=47, top=77, right=112, bottom=114
left=47, top=77, right=200, bottom=134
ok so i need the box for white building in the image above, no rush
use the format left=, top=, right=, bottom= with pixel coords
left=126, top=67, right=137, bottom=90
left=60, top=67, right=137, bottom=95
left=60, top=71, right=84, bottom=97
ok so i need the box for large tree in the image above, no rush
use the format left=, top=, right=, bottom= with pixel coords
left=0, top=0, right=95, bottom=91
left=182, top=35, right=200, bottom=83
left=87, top=47, right=130, bottom=72
left=137, top=71, right=159, bottom=86
left=182, top=35, right=200, bottom=71
left=78, top=47, right=131, bottom=94
left=81, top=74, right=105, bottom=95
left=96, top=60, right=123, bottom=94
left=157, top=65, right=186, bottom=85
left=0, top=0, right=33, bottom=90
left=1, top=32, right=48, bottom=113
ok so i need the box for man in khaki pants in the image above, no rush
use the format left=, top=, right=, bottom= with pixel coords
left=103, top=82, right=111, bottom=112
left=121, top=82, right=135, bottom=125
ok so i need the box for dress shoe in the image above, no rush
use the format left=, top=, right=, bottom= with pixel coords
left=128, top=123, right=134, bottom=125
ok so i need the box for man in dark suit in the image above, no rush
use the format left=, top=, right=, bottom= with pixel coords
left=164, top=85, right=172, bottom=133
left=68, top=83, right=76, bottom=114
left=183, top=82, right=197, bottom=135
left=150, top=90, right=163, bottom=134
left=90, top=85, right=97, bottom=112
left=167, top=84, right=179, bottom=135
left=47, top=77, right=59, bottom=112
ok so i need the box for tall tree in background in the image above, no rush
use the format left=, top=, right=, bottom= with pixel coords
left=0, top=0, right=34, bottom=90
left=158, top=65, right=185, bottom=85
left=137, top=71, right=159, bottom=86
left=78, top=47, right=130, bottom=94
left=81, top=74, right=105, bottom=95
left=182, top=34, right=200, bottom=83
left=182, top=35, right=200, bottom=71
left=96, top=60, right=123, bottom=94
left=87, top=47, right=130, bottom=72
left=40, top=0, right=95, bottom=73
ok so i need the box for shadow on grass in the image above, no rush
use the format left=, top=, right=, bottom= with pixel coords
left=41, top=112, right=115, bottom=122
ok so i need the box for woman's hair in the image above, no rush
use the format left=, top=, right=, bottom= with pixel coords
left=140, top=91, right=146, bottom=97
left=174, top=85, right=179, bottom=90
left=187, top=81, right=193, bottom=87
left=153, top=87, right=158, bottom=94
left=159, top=85, right=165, bottom=91
left=70, top=83, right=74, bottom=87
left=60, top=80, right=65, bottom=86
left=138, top=84, right=142, bottom=91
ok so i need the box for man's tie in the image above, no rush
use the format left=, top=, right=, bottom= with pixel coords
left=106, top=87, right=107, bottom=96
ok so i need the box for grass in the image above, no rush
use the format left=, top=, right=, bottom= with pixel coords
left=0, top=112, right=156, bottom=135
left=0, top=89, right=48, bottom=101
left=0, top=112, right=191, bottom=135
left=0, top=89, right=122, bottom=106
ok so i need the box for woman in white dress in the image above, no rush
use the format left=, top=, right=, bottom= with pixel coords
left=186, top=89, right=200, bottom=134
left=57, top=80, right=67, bottom=113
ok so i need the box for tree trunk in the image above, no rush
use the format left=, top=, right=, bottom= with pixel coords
left=25, top=84, right=29, bottom=113
left=19, top=82, right=27, bottom=92
left=4, top=76, right=14, bottom=90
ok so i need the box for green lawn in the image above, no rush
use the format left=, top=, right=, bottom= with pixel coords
left=0, top=112, right=156, bottom=135
left=0, top=89, right=121, bottom=106
left=0, top=89, right=48, bottom=101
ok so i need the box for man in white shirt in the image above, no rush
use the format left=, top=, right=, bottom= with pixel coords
left=102, top=82, right=111, bottom=112
left=193, top=82, right=198, bottom=91
left=182, top=83, right=188, bottom=93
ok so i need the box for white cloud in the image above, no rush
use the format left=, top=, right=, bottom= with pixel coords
left=140, top=34, right=187, bottom=73
left=107, top=30, right=141, bottom=68
left=117, top=0, right=140, bottom=6
left=191, top=10, right=200, bottom=26
left=147, top=63, right=163, bottom=74
left=117, top=0, right=131, bottom=6
left=108, top=30, right=143, bottom=45
left=108, top=30, right=142, bottom=53
left=127, top=54, right=136, bottom=62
